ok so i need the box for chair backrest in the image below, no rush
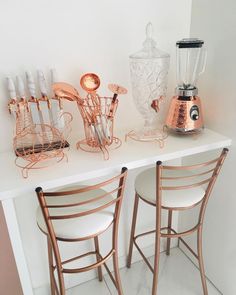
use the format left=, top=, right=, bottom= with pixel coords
left=35, top=167, right=128, bottom=241
left=156, top=148, right=228, bottom=216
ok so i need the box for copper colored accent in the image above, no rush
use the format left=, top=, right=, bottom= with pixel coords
left=11, top=96, right=72, bottom=178
left=52, top=82, right=81, bottom=102
left=108, top=84, right=127, bottom=117
left=14, top=114, right=72, bottom=178
left=165, top=95, right=204, bottom=133
left=80, top=73, right=100, bottom=93
left=108, top=84, right=128, bottom=96
left=51, top=74, right=126, bottom=160
left=151, top=99, right=160, bottom=113
left=125, top=126, right=168, bottom=149
left=127, top=148, right=229, bottom=295
left=76, top=96, right=122, bottom=160
left=36, top=167, right=128, bottom=295
left=8, top=99, right=17, bottom=114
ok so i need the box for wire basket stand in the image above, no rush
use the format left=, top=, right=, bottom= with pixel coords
left=76, top=96, right=121, bottom=160
left=11, top=101, right=72, bottom=178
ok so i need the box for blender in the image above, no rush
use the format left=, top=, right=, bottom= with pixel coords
left=165, top=38, right=207, bottom=134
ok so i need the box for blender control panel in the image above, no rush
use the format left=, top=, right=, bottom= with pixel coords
left=190, top=105, right=199, bottom=121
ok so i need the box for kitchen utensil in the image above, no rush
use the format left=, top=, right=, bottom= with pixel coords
left=76, top=73, right=126, bottom=160
left=26, top=71, right=41, bottom=123
left=80, top=73, right=101, bottom=107
left=16, top=76, right=26, bottom=104
left=80, top=73, right=104, bottom=143
left=128, top=22, right=170, bottom=145
left=6, top=77, right=17, bottom=115
left=37, top=70, right=54, bottom=127
left=6, top=70, right=72, bottom=178
left=26, top=71, right=50, bottom=144
left=165, top=38, right=207, bottom=134
left=108, top=84, right=127, bottom=117
left=80, top=73, right=100, bottom=92
left=16, top=75, right=35, bottom=131
left=52, top=82, right=82, bottom=102
left=50, top=69, right=66, bottom=131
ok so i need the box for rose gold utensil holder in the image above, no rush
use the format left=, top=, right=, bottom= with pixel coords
left=76, top=97, right=121, bottom=160
left=11, top=103, right=72, bottom=178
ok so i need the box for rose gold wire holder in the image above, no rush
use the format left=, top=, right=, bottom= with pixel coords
left=12, top=104, right=72, bottom=178
left=76, top=96, right=121, bottom=160
left=125, top=125, right=168, bottom=148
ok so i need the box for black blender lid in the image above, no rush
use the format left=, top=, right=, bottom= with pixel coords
left=176, top=38, right=204, bottom=48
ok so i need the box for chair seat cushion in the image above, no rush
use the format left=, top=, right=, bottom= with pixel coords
left=37, top=186, right=114, bottom=240
left=135, top=167, right=205, bottom=208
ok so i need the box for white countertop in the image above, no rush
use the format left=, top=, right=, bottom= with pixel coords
left=0, top=128, right=231, bottom=200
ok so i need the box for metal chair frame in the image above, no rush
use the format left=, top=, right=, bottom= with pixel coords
left=127, top=148, right=228, bottom=295
left=36, top=167, right=127, bottom=295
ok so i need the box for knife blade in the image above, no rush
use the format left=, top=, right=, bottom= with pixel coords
left=37, top=70, right=54, bottom=128
left=16, top=75, right=28, bottom=111
left=26, top=71, right=48, bottom=142
left=50, top=68, right=65, bottom=131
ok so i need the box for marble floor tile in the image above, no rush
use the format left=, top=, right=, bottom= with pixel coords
left=67, top=278, right=111, bottom=295
left=104, top=248, right=221, bottom=295
left=37, top=248, right=221, bottom=295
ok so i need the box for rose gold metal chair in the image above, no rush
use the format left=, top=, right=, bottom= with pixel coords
left=127, top=148, right=228, bottom=295
left=36, top=167, right=127, bottom=295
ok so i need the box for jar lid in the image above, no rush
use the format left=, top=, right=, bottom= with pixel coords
left=129, top=23, right=170, bottom=59
left=176, top=38, right=204, bottom=48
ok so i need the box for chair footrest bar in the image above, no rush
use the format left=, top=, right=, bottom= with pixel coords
left=133, top=224, right=200, bottom=243
left=61, top=251, right=97, bottom=266
left=62, top=249, right=115, bottom=273
left=160, top=225, right=200, bottom=238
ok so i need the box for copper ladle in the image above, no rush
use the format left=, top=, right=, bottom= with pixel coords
left=80, top=73, right=100, bottom=93
left=80, top=73, right=104, bottom=144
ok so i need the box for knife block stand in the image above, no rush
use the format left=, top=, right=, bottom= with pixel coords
left=11, top=102, right=72, bottom=178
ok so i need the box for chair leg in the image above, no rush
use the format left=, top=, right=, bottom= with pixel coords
left=113, top=251, right=123, bottom=295
left=166, top=210, right=172, bottom=256
left=47, top=237, right=64, bottom=295
left=57, top=270, right=65, bottom=295
left=94, top=236, right=103, bottom=281
left=197, top=225, right=208, bottom=295
left=47, top=237, right=56, bottom=295
left=152, top=222, right=161, bottom=295
left=127, top=193, right=140, bottom=268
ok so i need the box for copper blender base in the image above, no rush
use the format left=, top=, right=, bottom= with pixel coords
left=166, top=126, right=204, bottom=135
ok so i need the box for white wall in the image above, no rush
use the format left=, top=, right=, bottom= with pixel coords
left=0, top=0, right=192, bottom=153
left=0, top=0, right=192, bottom=292
left=179, top=1, right=236, bottom=294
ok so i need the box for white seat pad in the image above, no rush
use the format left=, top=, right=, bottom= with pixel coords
left=135, top=167, right=205, bottom=208
left=37, top=186, right=114, bottom=240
